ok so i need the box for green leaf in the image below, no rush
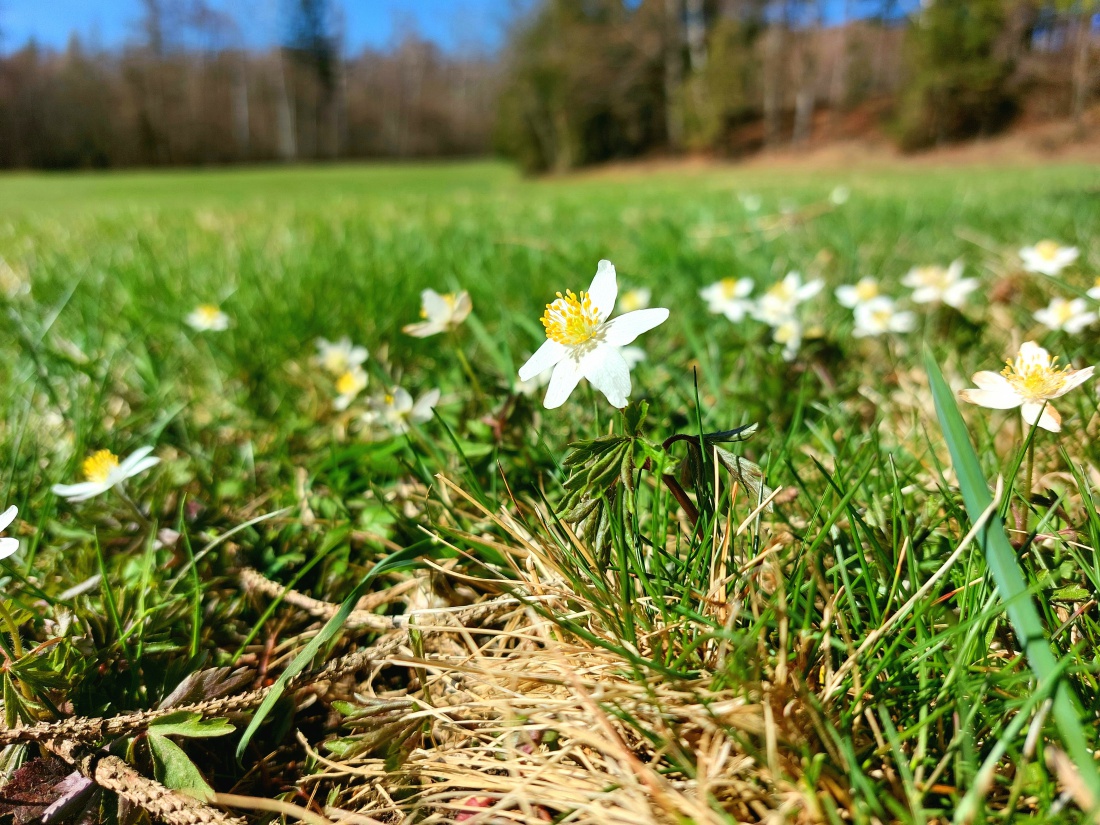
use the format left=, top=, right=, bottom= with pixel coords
left=147, top=711, right=234, bottom=739
left=235, top=540, right=437, bottom=762
left=147, top=732, right=214, bottom=801
left=924, top=348, right=1100, bottom=802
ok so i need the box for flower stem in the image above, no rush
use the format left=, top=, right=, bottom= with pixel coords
left=116, top=485, right=153, bottom=531
left=1023, top=428, right=1036, bottom=501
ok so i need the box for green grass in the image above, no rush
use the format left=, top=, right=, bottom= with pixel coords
left=2, top=159, right=1100, bottom=821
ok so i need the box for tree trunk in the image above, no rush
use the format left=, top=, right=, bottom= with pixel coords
left=763, top=25, right=783, bottom=147
left=685, top=0, right=707, bottom=73
left=829, top=0, right=852, bottom=129
left=1072, top=6, right=1094, bottom=135
left=232, top=55, right=250, bottom=159
left=664, top=0, right=684, bottom=151
left=275, top=53, right=297, bottom=161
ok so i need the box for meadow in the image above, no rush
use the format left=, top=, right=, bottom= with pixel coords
left=1, top=159, right=1100, bottom=823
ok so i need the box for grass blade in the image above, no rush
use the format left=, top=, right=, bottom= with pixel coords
left=235, top=539, right=438, bottom=761
left=924, top=348, right=1100, bottom=800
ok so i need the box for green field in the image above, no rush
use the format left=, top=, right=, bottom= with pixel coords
left=3, top=161, right=1100, bottom=822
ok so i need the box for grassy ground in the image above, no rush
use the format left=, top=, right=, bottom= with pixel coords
left=2, top=160, right=1100, bottom=823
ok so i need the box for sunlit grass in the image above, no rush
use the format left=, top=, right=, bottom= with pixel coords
left=2, top=160, right=1100, bottom=821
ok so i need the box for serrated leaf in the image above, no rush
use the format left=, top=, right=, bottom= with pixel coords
left=147, top=733, right=214, bottom=801
left=148, top=711, right=234, bottom=739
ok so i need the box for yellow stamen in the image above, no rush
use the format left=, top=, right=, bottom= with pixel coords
left=336, top=371, right=361, bottom=395
left=541, top=289, right=601, bottom=346
left=196, top=304, right=221, bottom=321
left=83, top=450, right=119, bottom=484
left=719, top=278, right=741, bottom=299
left=856, top=280, right=879, bottom=301
left=1001, top=354, right=1071, bottom=401
left=1035, top=240, right=1060, bottom=261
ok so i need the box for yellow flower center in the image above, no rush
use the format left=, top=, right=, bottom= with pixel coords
left=1035, top=241, right=1060, bottom=261
left=915, top=266, right=948, bottom=288
left=83, top=450, right=119, bottom=483
left=541, top=290, right=601, bottom=346
left=197, top=305, right=221, bottom=321
left=1051, top=300, right=1075, bottom=324
left=767, top=280, right=795, bottom=301
left=1002, top=355, right=1070, bottom=401
left=336, top=371, right=361, bottom=395
left=856, top=280, right=879, bottom=301
left=719, top=278, right=742, bottom=299
left=384, top=393, right=395, bottom=405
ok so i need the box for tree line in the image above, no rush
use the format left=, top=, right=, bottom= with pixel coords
left=0, top=0, right=1094, bottom=171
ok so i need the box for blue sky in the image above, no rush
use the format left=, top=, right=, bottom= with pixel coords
left=1, top=0, right=915, bottom=54
left=0, top=0, right=513, bottom=53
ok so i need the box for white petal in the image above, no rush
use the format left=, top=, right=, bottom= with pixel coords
left=118, top=446, right=156, bottom=475
left=581, top=346, right=632, bottom=408
left=543, top=359, right=584, bottom=409
left=959, top=388, right=1022, bottom=410
left=601, top=308, right=669, bottom=347
left=1021, top=402, right=1061, bottom=432
left=1052, top=366, right=1095, bottom=397
left=403, top=320, right=445, bottom=338
left=972, top=371, right=1011, bottom=391
left=0, top=537, right=17, bottom=560
left=51, top=481, right=111, bottom=502
left=1065, top=314, right=1094, bottom=334
left=518, top=339, right=568, bottom=381
left=835, top=286, right=858, bottom=308
left=420, top=289, right=450, bottom=322
left=587, top=260, right=618, bottom=319
left=0, top=505, right=16, bottom=533
left=451, top=292, right=473, bottom=324
left=412, top=388, right=442, bottom=423
left=121, top=457, right=160, bottom=480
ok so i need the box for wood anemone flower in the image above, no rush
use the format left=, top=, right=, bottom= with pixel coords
left=51, top=447, right=161, bottom=502
left=959, top=341, right=1095, bottom=433
left=518, top=260, right=669, bottom=410
left=1020, top=241, right=1079, bottom=276
left=403, top=289, right=472, bottom=338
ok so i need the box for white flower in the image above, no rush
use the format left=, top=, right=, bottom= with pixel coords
left=619, top=288, right=651, bottom=313
left=829, top=185, right=850, bottom=205
left=738, top=193, right=762, bottom=213
left=753, top=272, right=823, bottom=326
left=852, top=296, right=917, bottom=337
left=1020, top=241, right=1079, bottom=276
left=835, top=277, right=881, bottom=309
left=1087, top=277, right=1100, bottom=300
left=366, top=387, right=441, bottom=435
left=51, top=447, right=160, bottom=502
left=315, top=337, right=368, bottom=376
left=772, top=317, right=803, bottom=362
left=403, top=289, right=472, bottom=338
left=959, top=341, right=1094, bottom=432
left=333, top=367, right=369, bottom=411
left=901, top=260, right=977, bottom=308
left=186, top=304, right=229, bottom=331
left=700, top=277, right=755, bottom=322
left=0, top=506, right=19, bottom=560
left=518, top=260, right=669, bottom=409
left=1034, top=297, right=1094, bottom=334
